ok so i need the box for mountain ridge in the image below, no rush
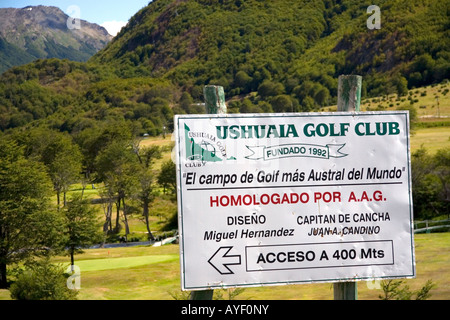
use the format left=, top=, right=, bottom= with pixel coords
left=92, top=0, right=449, bottom=101
left=0, top=5, right=112, bottom=73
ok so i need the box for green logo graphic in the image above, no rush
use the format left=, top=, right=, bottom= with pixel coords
left=185, top=124, right=222, bottom=162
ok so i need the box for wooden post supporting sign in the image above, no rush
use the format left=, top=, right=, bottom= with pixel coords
left=204, top=85, right=227, bottom=115
left=189, top=85, right=227, bottom=301
left=333, top=74, right=362, bottom=300
left=337, top=75, right=362, bottom=112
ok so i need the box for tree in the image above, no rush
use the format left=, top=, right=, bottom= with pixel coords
left=314, top=86, right=330, bottom=107
left=270, top=95, right=294, bottom=113
left=158, top=160, right=176, bottom=195
left=49, top=143, right=83, bottom=207
left=409, top=54, right=435, bottom=85
left=0, top=140, right=58, bottom=288
left=133, top=144, right=162, bottom=241
left=257, top=80, right=284, bottom=98
left=394, top=76, right=408, bottom=97
left=433, top=148, right=450, bottom=218
left=11, top=127, right=83, bottom=207
left=396, top=104, right=417, bottom=130
left=430, top=148, right=450, bottom=218
left=300, top=96, right=316, bottom=112
left=179, top=92, right=194, bottom=112
left=74, top=121, right=133, bottom=184
left=411, top=147, right=450, bottom=219
left=98, top=185, right=115, bottom=236
left=62, top=194, right=103, bottom=267
left=234, top=71, right=253, bottom=93
left=95, top=140, right=139, bottom=235
left=293, top=81, right=314, bottom=101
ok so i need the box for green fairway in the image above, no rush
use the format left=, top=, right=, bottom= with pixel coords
left=410, top=126, right=450, bottom=154
left=71, top=254, right=178, bottom=272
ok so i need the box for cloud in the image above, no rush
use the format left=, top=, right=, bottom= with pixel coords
left=101, top=20, right=127, bottom=36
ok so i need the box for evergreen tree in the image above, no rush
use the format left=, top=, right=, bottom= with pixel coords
left=0, top=140, right=57, bottom=288
left=62, top=194, right=103, bottom=267
left=158, top=160, right=176, bottom=195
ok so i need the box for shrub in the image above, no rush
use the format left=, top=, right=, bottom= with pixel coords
left=10, top=258, right=78, bottom=300
left=379, top=279, right=435, bottom=300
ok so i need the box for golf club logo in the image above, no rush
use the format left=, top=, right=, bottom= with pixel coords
left=184, top=124, right=235, bottom=167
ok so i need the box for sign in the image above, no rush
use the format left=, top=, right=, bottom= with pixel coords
left=175, top=111, right=415, bottom=291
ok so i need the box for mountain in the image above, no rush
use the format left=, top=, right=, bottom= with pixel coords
left=0, top=0, right=448, bottom=133
left=93, top=0, right=450, bottom=102
left=0, top=5, right=112, bottom=73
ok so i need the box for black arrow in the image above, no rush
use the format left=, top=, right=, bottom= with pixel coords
left=208, top=246, right=241, bottom=275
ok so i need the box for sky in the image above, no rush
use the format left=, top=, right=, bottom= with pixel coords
left=0, top=0, right=151, bottom=36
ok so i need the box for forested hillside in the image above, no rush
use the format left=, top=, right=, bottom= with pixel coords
left=0, top=0, right=448, bottom=134
left=94, top=0, right=449, bottom=106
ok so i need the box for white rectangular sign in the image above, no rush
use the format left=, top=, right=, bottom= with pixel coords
left=175, top=111, right=415, bottom=291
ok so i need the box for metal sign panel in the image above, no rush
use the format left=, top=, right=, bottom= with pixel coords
left=175, top=112, right=415, bottom=290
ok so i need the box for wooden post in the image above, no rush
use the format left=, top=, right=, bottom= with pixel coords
left=189, top=85, right=227, bottom=301
left=203, top=85, right=227, bottom=115
left=189, top=289, right=214, bottom=300
left=334, top=282, right=358, bottom=300
left=333, top=74, right=362, bottom=300
left=337, top=75, right=362, bottom=112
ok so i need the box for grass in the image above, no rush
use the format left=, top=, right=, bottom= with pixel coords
left=64, top=245, right=181, bottom=300
left=69, top=255, right=178, bottom=272
left=1, top=233, right=448, bottom=300
left=364, top=82, right=450, bottom=154
left=359, top=81, right=450, bottom=118
left=362, top=82, right=450, bottom=154
left=410, top=126, right=450, bottom=154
